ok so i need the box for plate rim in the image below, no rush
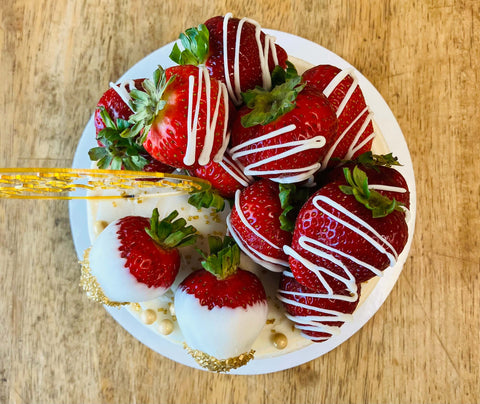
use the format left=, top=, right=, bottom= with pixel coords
left=69, top=28, right=416, bottom=375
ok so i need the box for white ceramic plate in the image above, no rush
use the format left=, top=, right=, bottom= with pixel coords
left=69, top=29, right=416, bottom=374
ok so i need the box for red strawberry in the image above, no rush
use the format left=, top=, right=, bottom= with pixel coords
left=227, top=179, right=292, bottom=272
left=80, top=209, right=197, bottom=305
left=302, top=65, right=375, bottom=168
left=90, top=80, right=174, bottom=173
left=320, top=152, right=410, bottom=209
left=128, top=65, right=230, bottom=170
left=190, top=151, right=253, bottom=199
left=285, top=166, right=409, bottom=293
left=174, top=236, right=268, bottom=370
left=278, top=271, right=361, bottom=342
left=93, top=79, right=144, bottom=135
left=229, top=69, right=338, bottom=183
left=170, top=14, right=288, bottom=106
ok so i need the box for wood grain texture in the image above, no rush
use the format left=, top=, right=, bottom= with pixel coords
left=1, top=0, right=479, bottom=403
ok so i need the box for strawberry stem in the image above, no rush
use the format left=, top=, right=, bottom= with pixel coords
left=89, top=106, right=149, bottom=171
left=335, top=151, right=402, bottom=170
left=126, top=67, right=174, bottom=145
left=278, top=183, right=311, bottom=232
left=240, top=62, right=305, bottom=128
left=188, top=189, right=225, bottom=212
left=339, top=166, right=404, bottom=218
left=198, top=236, right=240, bottom=280
left=145, top=209, right=198, bottom=249
left=169, top=24, right=210, bottom=66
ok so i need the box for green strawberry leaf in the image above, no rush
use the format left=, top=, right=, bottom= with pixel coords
left=145, top=209, right=198, bottom=249
left=271, top=61, right=299, bottom=87
left=278, top=183, right=312, bottom=232
left=169, top=24, right=210, bottom=66
left=240, top=69, right=305, bottom=127
left=198, top=235, right=240, bottom=280
left=188, top=189, right=225, bottom=212
left=334, top=151, right=402, bottom=172
left=127, top=66, right=175, bottom=145
left=340, top=166, right=404, bottom=218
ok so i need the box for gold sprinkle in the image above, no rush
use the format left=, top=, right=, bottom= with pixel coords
left=183, top=344, right=255, bottom=372
left=79, top=248, right=128, bottom=307
left=141, top=309, right=157, bottom=325
left=158, top=319, right=174, bottom=335
left=130, top=303, right=142, bottom=312
left=272, top=333, right=288, bottom=350
left=266, top=318, right=275, bottom=325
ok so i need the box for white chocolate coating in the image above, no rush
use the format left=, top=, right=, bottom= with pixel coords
left=185, top=66, right=230, bottom=166
left=89, top=219, right=168, bottom=303
left=174, top=288, right=268, bottom=359
left=222, top=13, right=279, bottom=105
left=230, top=124, right=327, bottom=183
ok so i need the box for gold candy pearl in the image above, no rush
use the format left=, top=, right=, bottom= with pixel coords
left=158, top=319, right=174, bottom=335
left=140, top=309, right=157, bottom=325
left=272, top=333, right=288, bottom=350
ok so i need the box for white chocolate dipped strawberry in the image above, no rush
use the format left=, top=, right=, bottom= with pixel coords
left=80, top=209, right=197, bottom=306
left=174, top=236, right=268, bottom=372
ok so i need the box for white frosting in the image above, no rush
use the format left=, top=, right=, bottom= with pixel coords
left=174, top=287, right=268, bottom=359
left=320, top=69, right=376, bottom=168
left=277, top=272, right=354, bottom=342
left=230, top=124, right=327, bottom=183
left=226, top=189, right=289, bottom=273
left=222, top=13, right=279, bottom=105
left=218, top=152, right=253, bottom=187
left=89, top=219, right=168, bottom=303
left=109, top=79, right=138, bottom=112
left=369, top=184, right=407, bottom=193
left=185, top=66, right=230, bottom=167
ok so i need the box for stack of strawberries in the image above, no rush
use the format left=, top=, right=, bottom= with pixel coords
left=83, top=13, right=411, bottom=370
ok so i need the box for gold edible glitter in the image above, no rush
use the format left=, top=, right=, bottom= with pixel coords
left=183, top=344, right=255, bottom=373
left=79, top=248, right=128, bottom=307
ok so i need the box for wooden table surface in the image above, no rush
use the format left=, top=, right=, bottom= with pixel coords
left=1, top=1, right=479, bottom=403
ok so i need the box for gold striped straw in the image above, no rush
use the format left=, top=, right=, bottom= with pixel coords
left=0, top=168, right=210, bottom=200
